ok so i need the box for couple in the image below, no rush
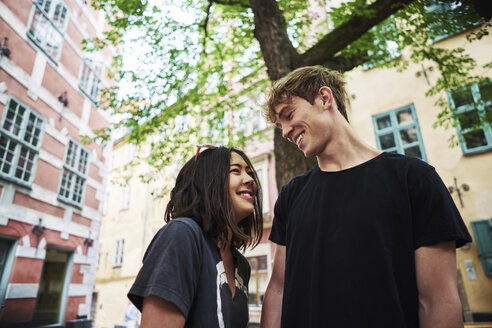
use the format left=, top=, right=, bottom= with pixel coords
left=128, top=66, right=471, bottom=328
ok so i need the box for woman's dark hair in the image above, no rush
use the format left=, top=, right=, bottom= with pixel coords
left=164, top=146, right=263, bottom=251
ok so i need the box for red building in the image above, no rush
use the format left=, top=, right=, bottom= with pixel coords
left=0, top=0, right=111, bottom=326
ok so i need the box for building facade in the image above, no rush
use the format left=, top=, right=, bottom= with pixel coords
left=346, top=25, right=492, bottom=321
left=0, top=0, right=111, bottom=326
left=94, top=138, right=167, bottom=328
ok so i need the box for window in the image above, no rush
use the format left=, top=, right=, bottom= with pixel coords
left=470, top=219, right=492, bottom=276
left=361, top=19, right=401, bottom=70
left=254, top=161, right=270, bottom=215
left=251, top=108, right=267, bottom=133
left=114, top=238, right=125, bottom=267
left=448, top=80, right=492, bottom=154
left=27, top=0, right=68, bottom=61
left=79, top=53, right=103, bottom=102
left=425, top=0, right=482, bottom=42
left=58, top=139, right=89, bottom=207
left=372, top=105, right=427, bottom=161
left=247, top=255, right=269, bottom=308
left=120, top=185, right=130, bottom=210
left=0, top=97, right=45, bottom=186
left=124, top=144, right=136, bottom=165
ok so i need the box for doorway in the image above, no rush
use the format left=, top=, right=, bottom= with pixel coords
left=32, top=247, right=73, bottom=325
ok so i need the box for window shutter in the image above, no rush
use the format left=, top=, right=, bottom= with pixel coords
left=471, top=219, right=492, bottom=276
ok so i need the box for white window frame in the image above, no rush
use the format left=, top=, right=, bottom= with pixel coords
left=125, top=144, right=136, bottom=165
left=0, top=96, right=45, bottom=186
left=244, top=244, right=271, bottom=311
left=79, top=52, right=104, bottom=102
left=247, top=254, right=268, bottom=308
left=448, top=79, right=492, bottom=154
left=114, top=238, right=125, bottom=267
left=27, top=0, right=69, bottom=61
left=57, top=139, right=89, bottom=208
left=120, top=184, right=130, bottom=210
left=253, top=158, right=270, bottom=215
left=372, top=104, right=427, bottom=161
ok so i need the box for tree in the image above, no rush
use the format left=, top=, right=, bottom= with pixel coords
left=89, top=0, right=490, bottom=190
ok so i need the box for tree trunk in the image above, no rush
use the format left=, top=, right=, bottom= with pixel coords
left=250, top=0, right=417, bottom=190
left=250, top=0, right=315, bottom=189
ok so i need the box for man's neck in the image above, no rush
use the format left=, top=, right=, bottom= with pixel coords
left=316, top=126, right=382, bottom=172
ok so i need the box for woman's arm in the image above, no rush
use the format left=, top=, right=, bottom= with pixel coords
left=141, top=295, right=186, bottom=328
left=261, top=245, right=286, bottom=328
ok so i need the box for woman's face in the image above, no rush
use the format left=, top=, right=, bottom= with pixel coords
left=228, top=152, right=257, bottom=222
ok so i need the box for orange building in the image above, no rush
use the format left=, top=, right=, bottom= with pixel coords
left=0, top=0, right=111, bottom=326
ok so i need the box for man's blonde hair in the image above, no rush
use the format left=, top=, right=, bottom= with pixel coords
left=264, top=65, right=348, bottom=123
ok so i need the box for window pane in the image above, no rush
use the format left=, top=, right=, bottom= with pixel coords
left=3, top=100, right=25, bottom=137
left=46, top=28, right=62, bottom=58
left=72, top=176, right=85, bottom=203
left=78, top=149, right=88, bottom=174
left=463, top=130, right=487, bottom=149
left=479, top=82, right=492, bottom=102
left=457, top=109, right=481, bottom=130
left=400, top=127, right=418, bottom=144
left=0, top=136, right=16, bottom=174
left=65, top=141, right=77, bottom=167
left=258, top=255, right=268, bottom=270
left=451, top=88, right=474, bottom=108
left=28, top=4, right=64, bottom=60
left=396, top=108, right=414, bottom=125
left=40, top=0, right=51, bottom=14
left=28, top=9, right=49, bottom=44
left=24, top=113, right=43, bottom=147
left=53, top=4, right=64, bottom=29
left=248, top=293, right=258, bottom=305
left=376, top=115, right=392, bottom=130
left=379, top=133, right=395, bottom=149
left=15, top=147, right=35, bottom=182
left=404, top=145, right=422, bottom=159
left=59, top=169, right=73, bottom=198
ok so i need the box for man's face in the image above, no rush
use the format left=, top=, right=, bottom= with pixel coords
left=274, top=94, right=333, bottom=158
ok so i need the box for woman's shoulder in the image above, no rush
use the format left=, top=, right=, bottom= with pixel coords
left=156, top=217, right=203, bottom=236
left=145, top=218, right=206, bottom=257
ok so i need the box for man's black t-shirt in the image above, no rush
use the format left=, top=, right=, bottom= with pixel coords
left=269, top=152, right=471, bottom=328
left=128, top=217, right=250, bottom=328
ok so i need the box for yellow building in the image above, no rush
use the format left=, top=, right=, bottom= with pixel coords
left=346, top=26, right=492, bottom=322
left=93, top=138, right=168, bottom=328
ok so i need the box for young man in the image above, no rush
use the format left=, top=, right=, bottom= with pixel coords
left=260, top=66, right=471, bottom=328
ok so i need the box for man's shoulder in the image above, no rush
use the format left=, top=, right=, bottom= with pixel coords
left=376, top=152, right=433, bottom=172
left=282, top=166, right=317, bottom=190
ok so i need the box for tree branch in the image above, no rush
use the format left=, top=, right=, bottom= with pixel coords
left=250, top=0, right=299, bottom=80
left=200, top=0, right=213, bottom=51
left=296, top=0, right=416, bottom=70
left=211, top=0, right=250, bottom=9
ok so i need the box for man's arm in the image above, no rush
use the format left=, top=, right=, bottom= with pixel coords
left=141, top=295, right=185, bottom=328
left=415, top=241, right=463, bottom=328
left=261, top=245, right=286, bottom=328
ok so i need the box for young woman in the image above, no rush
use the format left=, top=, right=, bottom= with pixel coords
left=128, top=146, right=263, bottom=328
